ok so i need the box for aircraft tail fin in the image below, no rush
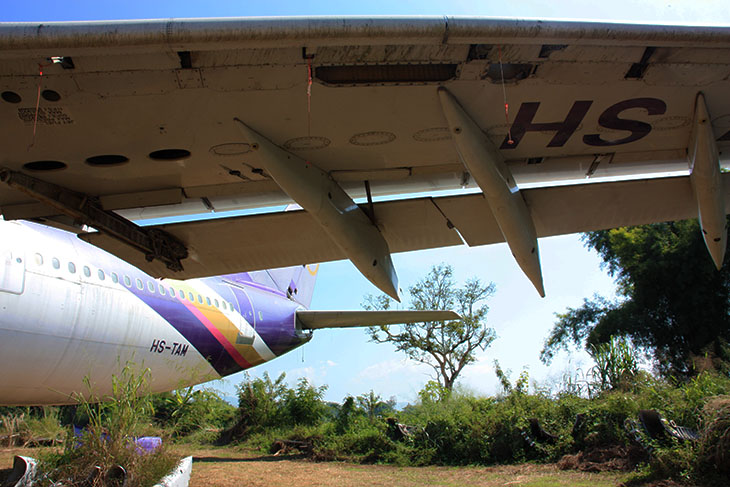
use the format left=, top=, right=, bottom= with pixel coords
left=296, top=309, right=460, bottom=330
left=244, top=264, right=319, bottom=308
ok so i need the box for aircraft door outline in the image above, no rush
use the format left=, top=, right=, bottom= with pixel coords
left=0, top=247, right=25, bottom=294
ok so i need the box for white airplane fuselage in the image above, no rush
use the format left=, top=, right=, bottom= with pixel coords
left=0, top=220, right=313, bottom=405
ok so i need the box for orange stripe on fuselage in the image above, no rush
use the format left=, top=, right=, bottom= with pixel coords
left=178, top=298, right=251, bottom=369
left=170, top=280, right=265, bottom=367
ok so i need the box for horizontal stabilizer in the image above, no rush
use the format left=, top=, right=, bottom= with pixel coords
left=296, top=310, right=460, bottom=330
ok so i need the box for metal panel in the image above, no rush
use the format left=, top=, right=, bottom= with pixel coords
left=374, top=197, right=464, bottom=253
left=428, top=175, right=730, bottom=248
left=81, top=197, right=462, bottom=279
left=80, top=173, right=730, bottom=280
left=99, top=188, right=183, bottom=211
left=527, top=176, right=699, bottom=236
left=81, top=210, right=344, bottom=279
left=433, top=194, right=504, bottom=246
left=0, top=247, right=24, bottom=294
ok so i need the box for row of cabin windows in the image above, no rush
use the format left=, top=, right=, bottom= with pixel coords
left=34, top=253, right=236, bottom=312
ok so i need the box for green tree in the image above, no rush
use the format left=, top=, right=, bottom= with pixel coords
left=235, top=371, right=289, bottom=433
left=365, top=264, right=496, bottom=392
left=356, top=390, right=395, bottom=419
left=283, top=377, right=328, bottom=426
left=586, top=336, right=640, bottom=395
left=541, top=221, right=730, bottom=377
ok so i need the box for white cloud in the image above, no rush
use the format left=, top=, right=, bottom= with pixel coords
left=355, top=357, right=430, bottom=382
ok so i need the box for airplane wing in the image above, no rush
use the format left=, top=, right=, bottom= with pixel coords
left=79, top=173, right=710, bottom=279
left=296, top=310, right=461, bottom=329
left=0, top=17, right=728, bottom=295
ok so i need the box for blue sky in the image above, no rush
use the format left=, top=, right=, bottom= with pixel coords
left=3, top=1, right=730, bottom=25
left=4, top=1, right=727, bottom=404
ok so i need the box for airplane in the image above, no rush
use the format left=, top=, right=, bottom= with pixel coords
left=0, top=16, right=729, bottom=404
left=0, top=218, right=459, bottom=405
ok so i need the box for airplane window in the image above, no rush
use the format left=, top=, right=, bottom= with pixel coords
left=159, top=285, right=166, bottom=296
left=258, top=311, right=263, bottom=321
left=52, top=257, right=60, bottom=269
left=168, top=287, right=175, bottom=297
left=197, top=295, right=203, bottom=304
left=229, top=302, right=235, bottom=311
left=136, top=278, right=143, bottom=290
left=98, top=269, right=105, bottom=280
left=124, top=275, right=131, bottom=287
left=112, top=272, right=119, bottom=284
left=147, top=281, right=155, bottom=293
left=83, top=266, right=91, bottom=277
left=188, top=292, right=194, bottom=301
left=206, top=297, right=211, bottom=306
left=214, top=299, right=219, bottom=307
left=222, top=301, right=227, bottom=310
left=179, top=290, right=184, bottom=299
left=34, top=253, right=43, bottom=266
left=68, top=262, right=76, bottom=274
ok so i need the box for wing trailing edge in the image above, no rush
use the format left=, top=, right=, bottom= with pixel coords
left=296, top=310, right=460, bottom=330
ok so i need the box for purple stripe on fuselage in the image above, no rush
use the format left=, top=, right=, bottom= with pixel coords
left=226, top=285, right=307, bottom=356
left=133, top=291, right=243, bottom=377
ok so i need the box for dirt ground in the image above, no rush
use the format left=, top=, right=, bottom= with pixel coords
left=1, top=446, right=632, bottom=487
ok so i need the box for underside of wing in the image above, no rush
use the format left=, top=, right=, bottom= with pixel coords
left=79, top=174, right=724, bottom=279
left=1, top=17, right=729, bottom=217
left=1, top=17, right=729, bottom=294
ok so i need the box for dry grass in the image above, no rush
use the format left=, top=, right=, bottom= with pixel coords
left=1, top=446, right=634, bottom=487
left=181, top=447, right=631, bottom=487
left=699, top=395, right=730, bottom=475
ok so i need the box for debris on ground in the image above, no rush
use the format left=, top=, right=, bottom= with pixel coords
left=270, top=439, right=313, bottom=456
left=558, top=445, right=646, bottom=472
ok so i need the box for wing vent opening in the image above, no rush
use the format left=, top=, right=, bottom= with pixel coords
left=86, top=155, right=129, bottom=167
left=483, top=63, right=534, bottom=83
left=149, top=149, right=191, bottom=161
left=23, top=161, right=67, bottom=171
left=178, top=51, right=193, bottom=69
left=467, top=44, right=492, bottom=61
left=1, top=91, right=21, bottom=104
left=315, top=64, right=458, bottom=85
left=538, top=44, right=567, bottom=58
left=49, top=56, right=74, bottom=69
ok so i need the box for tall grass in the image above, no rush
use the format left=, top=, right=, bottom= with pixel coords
left=38, top=363, right=179, bottom=487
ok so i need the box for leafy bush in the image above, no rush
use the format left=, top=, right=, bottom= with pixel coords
left=151, top=387, right=235, bottom=437
left=220, top=372, right=328, bottom=443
